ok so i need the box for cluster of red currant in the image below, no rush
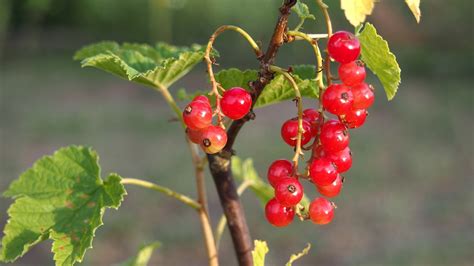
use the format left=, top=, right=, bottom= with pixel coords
left=265, top=31, right=375, bottom=227
left=183, top=87, right=252, bottom=154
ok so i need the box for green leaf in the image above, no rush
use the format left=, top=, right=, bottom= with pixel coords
left=119, top=242, right=161, bottom=266
left=340, top=0, right=376, bottom=27
left=357, top=23, right=401, bottom=100
left=74, top=42, right=206, bottom=88
left=215, top=66, right=319, bottom=109
left=252, top=240, right=269, bottom=266
left=1, top=146, right=127, bottom=266
left=405, top=0, right=421, bottom=23
left=286, top=243, right=311, bottom=266
left=292, top=2, right=316, bottom=21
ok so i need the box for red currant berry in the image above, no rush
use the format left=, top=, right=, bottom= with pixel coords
left=221, top=87, right=252, bottom=120
left=303, top=108, right=320, bottom=137
left=325, top=147, right=352, bottom=173
left=192, top=95, right=210, bottom=105
left=338, top=60, right=366, bottom=86
left=327, top=31, right=361, bottom=63
left=186, top=127, right=203, bottom=144
left=265, top=198, right=295, bottom=227
left=317, top=174, right=343, bottom=198
left=275, top=178, right=303, bottom=207
left=322, top=84, right=354, bottom=116
left=309, top=157, right=338, bottom=186
left=200, top=125, right=227, bottom=154
left=309, top=197, right=334, bottom=225
left=280, top=118, right=312, bottom=147
left=183, top=100, right=212, bottom=130
left=351, top=83, right=375, bottom=109
left=340, top=108, right=368, bottom=129
left=267, top=159, right=293, bottom=187
left=320, top=120, right=350, bottom=153
left=312, top=144, right=326, bottom=159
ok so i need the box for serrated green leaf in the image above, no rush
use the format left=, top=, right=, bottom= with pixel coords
left=286, top=243, right=311, bottom=266
left=252, top=240, right=269, bottom=266
left=405, top=0, right=421, bottom=23
left=340, top=0, right=376, bottom=27
left=292, top=2, right=316, bottom=21
left=74, top=42, right=206, bottom=88
left=119, top=242, right=161, bottom=266
left=357, top=23, right=401, bottom=100
left=1, top=146, right=126, bottom=266
left=215, top=68, right=258, bottom=91
left=232, top=157, right=310, bottom=207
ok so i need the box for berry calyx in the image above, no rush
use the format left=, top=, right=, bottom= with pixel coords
left=200, top=125, right=227, bottom=154
left=303, top=108, right=320, bottom=137
left=322, top=84, right=354, bottom=116
left=320, top=120, right=350, bottom=153
left=183, top=100, right=212, bottom=130
left=340, top=108, right=368, bottom=129
left=338, top=60, right=366, bottom=86
left=351, top=83, right=375, bottom=109
left=265, top=198, right=295, bottom=227
left=309, top=197, right=334, bottom=225
left=186, top=127, right=203, bottom=144
left=325, top=146, right=352, bottom=173
left=274, top=178, right=303, bottom=207
left=309, top=157, right=338, bottom=186
left=327, top=31, right=361, bottom=63
left=317, top=174, right=343, bottom=198
left=280, top=118, right=312, bottom=147
left=267, top=159, right=293, bottom=187
left=221, top=87, right=252, bottom=120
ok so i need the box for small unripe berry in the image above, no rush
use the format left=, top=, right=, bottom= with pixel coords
left=265, top=198, right=295, bottom=227
left=200, top=125, right=227, bottom=154
left=309, top=197, right=334, bottom=225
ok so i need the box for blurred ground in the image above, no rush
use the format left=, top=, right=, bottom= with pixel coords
left=1, top=0, right=473, bottom=265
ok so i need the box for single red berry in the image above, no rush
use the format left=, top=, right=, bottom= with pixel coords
left=328, top=31, right=361, bottom=63
left=221, top=87, right=252, bottom=120
left=309, top=157, right=338, bottom=186
left=183, top=100, right=212, bottom=130
left=317, top=174, right=343, bottom=198
left=338, top=60, right=366, bottom=86
left=186, top=127, right=203, bottom=144
left=275, top=178, right=304, bottom=207
left=325, top=146, right=352, bottom=173
left=267, top=159, right=293, bottom=187
left=322, top=84, right=354, bottom=116
left=265, top=198, right=295, bottom=227
left=192, top=95, right=210, bottom=105
left=280, top=118, right=312, bottom=147
left=303, top=108, right=320, bottom=137
left=309, top=197, right=334, bottom=225
left=200, top=125, right=227, bottom=154
left=340, top=108, right=368, bottom=129
left=351, top=83, right=375, bottom=109
left=320, top=120, right=350, bottom=153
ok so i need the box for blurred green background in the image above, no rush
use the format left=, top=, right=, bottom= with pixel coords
left=1, top=0, right=473, bottom=265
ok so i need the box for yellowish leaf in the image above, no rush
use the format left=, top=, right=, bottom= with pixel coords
left=405, top=0, right=421, bottom=23
left=341, top=0, right=376, bottom=27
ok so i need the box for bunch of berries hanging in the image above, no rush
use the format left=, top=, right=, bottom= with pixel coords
left=265, top=31, right=375, bottom=227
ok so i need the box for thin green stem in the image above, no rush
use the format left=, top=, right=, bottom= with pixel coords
left=315, top=0, right=333, bottom=85
left=156, top=83, right=185, bottom=126
left=121, top=178, right=201, bottom=210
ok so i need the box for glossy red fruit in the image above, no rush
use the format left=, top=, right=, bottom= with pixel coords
left=186, top=127, right=203, bottom=144
left=267, top=159, right=293, bottom=187
left=275, top=178, right=304, bottom=207
left=328, top=31, right=361, bottom=63
left=265, top=198, right=295, bottom=227
left=192, top=95, right=210, bottom=104
left=351, top=83, right=375, bottom=109
left=183, top=100, right=212, bottom=130
left=281, top=118, right=312, bottom=147
left=325, top=147, right=352, bottom=173
left=322, top=84, right=354, bottom=116
left=303, top=108, right=320, bottom=137
left=221, top=87, right=252, bottom=120
left=312, top=145, right=326, bottom=159
left=200, top=125, right=227, bottom=154
left=338, top=60, right=366, bottom=86
left=340, top=108, right=368, bottom=129
left=320, top=120, right=350, bottom=153
left=309, top=157, right=338, bottom=186
left=317, top=174, right=343, bottom=198
left=309, top=197, right=334, bottom=225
